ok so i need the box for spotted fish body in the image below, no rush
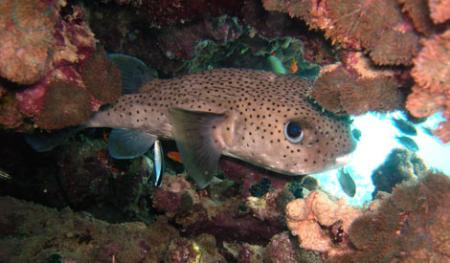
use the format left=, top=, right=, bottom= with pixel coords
left=88, top=68, right=355, bottom=187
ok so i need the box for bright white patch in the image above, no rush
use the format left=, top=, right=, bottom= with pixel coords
left=311, top=111, right=450, bottom=207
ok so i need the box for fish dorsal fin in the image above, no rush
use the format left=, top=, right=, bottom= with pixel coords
left=168, top=108, right=226, bottom=188
left=108, top=53, right=158, bottom=94
left=108, top=128, right=157, bottom=159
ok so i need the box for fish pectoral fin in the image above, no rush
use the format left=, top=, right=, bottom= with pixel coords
left=168, top=108, right=226, bottom=189
left=108, top=128, right=157, bottom=159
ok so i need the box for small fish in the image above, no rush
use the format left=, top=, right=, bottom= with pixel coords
left=0, top=169, right=12, bottom=181
left=289, top=58, right=298, bottom=74
left=167, top=151, right=182, bottom=163
left=337, top=168, right=356, bottom=197
left=268, top=55, right=287, bottom=75
left=29, top=55, right=356, bottom=189
left=351, top=128, right=361, bottom=141
left=396, top=136, right=419, bottom=152
left=391, top=118, right=417, bottom=136
left=152, top=139, right=164, bottom=187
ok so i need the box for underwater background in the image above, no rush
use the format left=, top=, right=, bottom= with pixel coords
left=0, top=0, right=449, bottom=262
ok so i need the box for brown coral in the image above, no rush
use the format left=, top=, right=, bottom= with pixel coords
left=330, top=172, right=450, bottom=262
left=311, top=61, right=403, bottom=115
left=262, top=0, right=420, bottom=65
left=406, top=30, right=450, bottom=142
left=80, top=47, right=122, bottom=105
left=398, top=0, right=435, bottom=35
left=428, top=0, right=450, bottom=24
left=35, top=81, right=92, bottom=129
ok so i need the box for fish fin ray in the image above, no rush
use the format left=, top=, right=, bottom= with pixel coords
left=168, top=108, right=225, bottom=188
left=25, top=126, right=84, bottom=152
left=108, top=128, right=156, bottom=159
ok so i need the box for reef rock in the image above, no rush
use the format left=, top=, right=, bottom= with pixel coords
left=0, top=196, right=179, bottom=263
left=371, top=148, right=427, bottom=198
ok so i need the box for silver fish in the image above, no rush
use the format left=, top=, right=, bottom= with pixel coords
left=87, top=68, right=356, bottom=188
left=0, top=169, right=12, bottom=181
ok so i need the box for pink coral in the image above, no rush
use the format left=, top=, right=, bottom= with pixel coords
left=285, top=191, right=362, bottom=255
left=428, top=0, right=450, bottom=24
left=407, top=30, right=450, bottom=142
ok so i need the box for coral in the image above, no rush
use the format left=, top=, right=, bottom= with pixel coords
left=223, top=242, right=265, bottom=263
left=311, top=59, right=403, bottom=115
left=330, top=172, right=450, bottom=262
left=285, top=191, right=362, bottom=256
left=371, top=148, right=427, bottom=198
left=35, top=81, right=92, bottom=129
left=246, top=190, right=284, bottom=222
left=0, top=196, right=179, bottom=263
left=80, top=47, right=122, bottom=104
left=0, top=93, right=22, bottom=129
left=262, top=0, right=420, bottom=65
left=398, top=0, right=435, bottom=35
left=0, top=0, right=64, bottom=84
left=0, top=3, right=123, bottom=130
left=428, top=0, right=450, bottom=24
left=264, top=232, right=300, bottom=263
left=406, top=30, right=450, bottom=142
left=165, top=234, right=225, bottom=263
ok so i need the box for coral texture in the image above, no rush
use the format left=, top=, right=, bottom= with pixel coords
left=311, top=56, right=403, bottom=115
left=428, top=0, right=450, bottom=23
left=285, top=191, right=362, bottom=256
left=0, top=196, right=179, bottom=263
left=0, top=0, right=64, bottom=84
left=371, top=148, right=427, bottom=197
left=331, top=172, right=450, bottom=262
left=406, top=30, right=450, bottom=142
left=262, top=0, right=420, bottom=65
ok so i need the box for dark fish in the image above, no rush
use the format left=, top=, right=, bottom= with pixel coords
left=392, top=118, right=417, bottom=136
left=396, top=136, right=419, bottom=152
left=337, top=168, right=356, bottom=197
left=352, top=128, right=361, bottom=141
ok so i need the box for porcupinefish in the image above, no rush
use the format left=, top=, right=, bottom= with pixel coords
left=85, top=67, right=356, bottom=188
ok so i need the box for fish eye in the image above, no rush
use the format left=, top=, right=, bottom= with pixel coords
left=284, top=121, right=304, bottom=144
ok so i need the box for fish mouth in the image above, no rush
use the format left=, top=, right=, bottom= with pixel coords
left=335, top=152, right=353, bottom=166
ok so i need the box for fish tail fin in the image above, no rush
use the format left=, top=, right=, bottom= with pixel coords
left=25, top=126, right=84, bottom=152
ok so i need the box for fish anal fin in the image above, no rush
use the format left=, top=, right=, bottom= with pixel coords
left=168, top=108, right=226, bottom=188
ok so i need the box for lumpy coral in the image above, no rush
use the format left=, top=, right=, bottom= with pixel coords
left=285, top=191, right=362, bottom=256
left=0, top=0, right=64, bottom=84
